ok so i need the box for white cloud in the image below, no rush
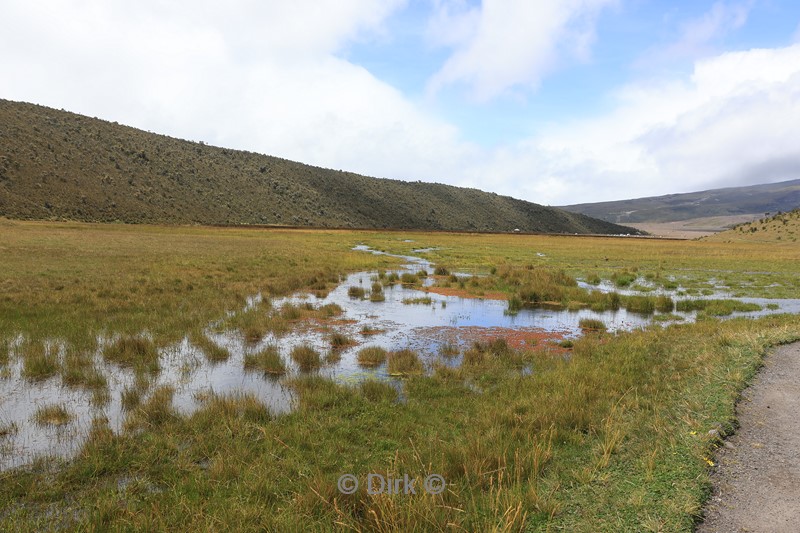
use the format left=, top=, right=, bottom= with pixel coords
left=0, top=0, right=478, bottom=182
left=426, top=0, right=616, bottom=101
left=2, top=0, right=800, bottom=209
left=472, top=44, right=800, bottom=205
left=653, top=1, right=754, bottom=62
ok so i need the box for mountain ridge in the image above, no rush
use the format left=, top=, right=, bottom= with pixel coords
left=0, top=99, right=635, bottom=235
left=560, top=180, right=800, bottom=225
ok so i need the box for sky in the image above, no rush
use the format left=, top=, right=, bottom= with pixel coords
left=2, top=0, right=800, bottom=205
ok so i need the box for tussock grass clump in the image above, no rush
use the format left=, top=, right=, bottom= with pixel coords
left=360, top=380, right=397, bottom=403
left=318, top=303, right=344, bottom=318
left=128, top=385, right=177, bottom=428
left=675, top=299, right=706, bottom=312
left=280, top=302, right=316, bottom=321
left=0, top=421, right=19, bottom=438
left=383, top=272, right=400, bottom=286
left=195, top=393, right=272, bottom=427
left=416, top=269, right=428, bottom=278
left=291, top=344, right=321, bottom=372
left=347, top=286, right=366, bottom=299
left=360, top=325, right=384, bottom=336
left=461, top=347, right=484, bottom=366
left=401, top=296, right=433, bottom=305
left=369, top=290, right=385, bottom=302
left=655, top=295, right=675, bottom=313
left=244, top=345, right=286, bottom=375
left=32, top=404, right=74, bottom=427
left=624, top=295, right=656, bottom=314
left=579, top=318, right=607, bottom=332
left=371, top=282, right=383, bottom=294
left=400, top=273, right=419, bottom=285
left=357, top=346, right=388, bottom=367
left=387, top=349, right=423, bottom=375
left=0, top=339, right=9, bottom=367
left=676, top=299, right=762, bottom=316
left=61, top=350, right=107, bottom=391
left=434, top=266, right=450, bottom=276
left=586, top=273, right=601, bottom=285
left=191, top=332, right=231, bottom=363
left=103, top=336, right=160, bottom=372
left=612, top=270, right=637, bottom=287
left=463, top=338, right=512, bottom=365
left=438, top=343, right=460, bottom=358
left=21, top=339, right=60, bottom=382
left=653, top=313, right=684, bottom=322
left=329, top=332, right=354, bottom=350
left=287, top=375, right=357, bottom=411
left=224, top=302, right=288, bottom=344
left=120, top=385, right=144, bottom=411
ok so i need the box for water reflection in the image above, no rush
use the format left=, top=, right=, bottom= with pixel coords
left=2, top=245, right=798, bottom=470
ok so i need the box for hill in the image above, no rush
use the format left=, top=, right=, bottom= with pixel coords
left=0, top=99, right=635, bottom=234
left=560, top=180, right=800, bottom=226
left=702, top=208, right=800, bottom=243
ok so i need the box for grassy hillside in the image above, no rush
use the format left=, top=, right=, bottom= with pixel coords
left=0, top=99, right=634, bottom=234
left=703, top=208, right=800, bottom=243
left=560, top=180, right=800, bottom=224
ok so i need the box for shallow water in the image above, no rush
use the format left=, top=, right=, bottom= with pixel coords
left=2, top=245, right=799, bottom=470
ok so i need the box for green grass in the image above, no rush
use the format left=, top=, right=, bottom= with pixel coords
left=2, top=222, right=800, bottom=531
left=438, top=343, right=460, bottom=358
left=21, top=339, right=60, bottom=382
left=102, top=336, right=160, bottom=373
left=243, top=345, right=286, bottom=375
left=347, top=286, right=366, bottom=299
left=32, top=404, right=74, bottom=427
left=0, top=339, right=9, bottom=368
left=290, top=344, right=321, bottom=372
left=61, top=349, right=108, bottom=393
left=387, top=349, right=424, bottom=376
left=190, top=332, right=231, bottom=363
left=676, top=299, right=763, bottom=316
left=579, top=318, right=607, bottom=332
left=401, top=296, right=433, bottom=305
left=400, top=273, right=419, bottom=285
left=328, top=332, right=355, bottom=351
left=357, top=346, right=388, bottom=367
left=360, top=380, right=398, bottom=403
left=0, top=422, right=18, bottom=438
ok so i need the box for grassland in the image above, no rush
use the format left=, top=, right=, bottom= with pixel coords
left=1, top=220, right=799, bottom=531
left=359, top=230, right=800, bottom=299
left=703, top=208, right=800, bottom=244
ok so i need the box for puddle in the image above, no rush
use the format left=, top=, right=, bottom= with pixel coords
left=2, top=245, right=799, bottom=470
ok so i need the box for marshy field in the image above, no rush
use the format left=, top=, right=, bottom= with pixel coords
left=1, top=219, right=799, bottom=531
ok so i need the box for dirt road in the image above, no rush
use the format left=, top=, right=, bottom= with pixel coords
left=698, top=342, right=800, bottom=532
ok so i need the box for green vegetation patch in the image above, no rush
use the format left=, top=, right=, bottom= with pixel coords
left=357, top=346, right=388, bottom=367
left=243, top=345, right=285, bottom=375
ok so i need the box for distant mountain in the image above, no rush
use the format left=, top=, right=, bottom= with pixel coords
left=560, top=180, right=800, bottom=224
left=0, top=99, right=635, bottom=235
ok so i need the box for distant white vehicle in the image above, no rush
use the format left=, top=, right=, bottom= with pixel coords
left=513, top=228, right=521, bottom=233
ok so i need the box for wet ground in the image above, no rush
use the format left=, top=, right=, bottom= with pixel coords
left=2, top=245, right=799, bottom=470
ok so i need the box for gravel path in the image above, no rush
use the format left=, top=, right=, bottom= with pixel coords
left=698, top=342, right=800, bottom=533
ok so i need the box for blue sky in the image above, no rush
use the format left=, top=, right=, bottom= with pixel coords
left=2, top=1, right=800, bottom=205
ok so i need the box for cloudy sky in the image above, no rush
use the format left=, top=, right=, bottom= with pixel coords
left=3, top=0, right=800, bottom=205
